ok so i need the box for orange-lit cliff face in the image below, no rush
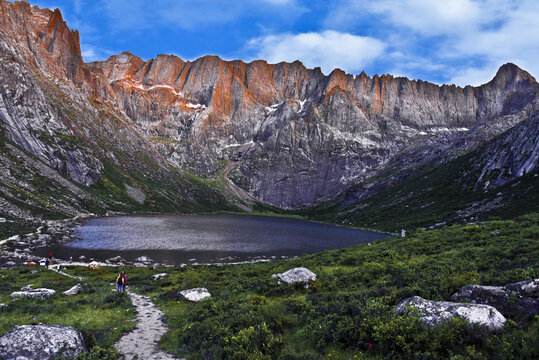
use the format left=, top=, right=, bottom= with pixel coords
left=1, top=1, right=537, bottom=209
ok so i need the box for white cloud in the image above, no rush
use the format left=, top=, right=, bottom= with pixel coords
left=248, top=31, right=386, bottom=74
left=325, top=0, right=539, bottom=85
left=80, top=44, right=115, bottom=62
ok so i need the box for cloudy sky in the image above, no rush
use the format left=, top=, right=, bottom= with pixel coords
left=30, top=0, right=539, bottom=86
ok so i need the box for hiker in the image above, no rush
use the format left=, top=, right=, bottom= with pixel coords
left=69, top=256, right=73, bottom=264
left=116, top=273, right=123, bottom=292
left=45, top=258, right=49, bottom=269
left=49, top=252, right=52, bottom=260
left=122, top=271, right=127, bottom=291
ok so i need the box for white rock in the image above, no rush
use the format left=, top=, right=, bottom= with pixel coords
left=135, top=256, right=152, bottom=263
left=152, top=273, right=168, bottom=281
left=10, top=288, right=56, bottom=299
left=180, top=288, right=211, bottom=302
left=396, top=296, right=506, bottom=330
left=0, top=324, right=86, bottom=360
left=63, top=283, right=82, bottom=296
left=272, top=267, right=317, bottom=287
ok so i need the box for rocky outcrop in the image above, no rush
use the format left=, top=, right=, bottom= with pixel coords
left=10, top=287, right=55, bottom=299
left=396, top=296, right=506, bottom=330
left=180, top=287, right=211, bottom=302
left=452, top=279, right=539, bottom=316
left=0, top=0, right=537, bottom=216
left=0, top=324, right=86, bottom=360
left=63, top=283, right=82, bottom=296
left=272, top=267, right=316, bottom=287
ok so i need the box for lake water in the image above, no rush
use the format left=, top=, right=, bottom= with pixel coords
left=35, top=214, right=387, bottom=265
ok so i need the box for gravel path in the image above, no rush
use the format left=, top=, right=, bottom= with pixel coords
left=115, top=291, right=179, bottom=360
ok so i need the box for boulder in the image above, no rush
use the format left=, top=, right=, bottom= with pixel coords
left=396, top=296, right=506, bottom=330
left=272, top=267, right=316, bottom=287
left=106, top=255, right=125, bottom=263
left=152, top=273, right=168, bottom=281
left=63, top=284, right=82, bottom=296
left=0, top=324, right=86, bottom=360
left=452, top=279, right=539, bottom=316
left=180, top=288, right=211, bottom=302
left=10, top=288, right=56, bottom=299
left=135, top=256, right=152, bottom=263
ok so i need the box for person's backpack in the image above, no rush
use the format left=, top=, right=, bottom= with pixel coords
left=122, top=276, right=126, bottom=285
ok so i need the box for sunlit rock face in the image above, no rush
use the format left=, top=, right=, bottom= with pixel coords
left=1, top=1, right=538, bottom=210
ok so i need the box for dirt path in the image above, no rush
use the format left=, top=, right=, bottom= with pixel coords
left=49, top=267, right=178, bottom=359
left=115, top=291, right=179, bottom=360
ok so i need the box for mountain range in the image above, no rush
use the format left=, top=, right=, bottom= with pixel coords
left=0, top=0, right=537, bottom=234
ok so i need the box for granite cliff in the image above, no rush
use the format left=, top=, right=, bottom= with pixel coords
left=0, top=1, right=537, bottom=229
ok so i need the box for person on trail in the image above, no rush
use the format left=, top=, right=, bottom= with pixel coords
left=122, top=271, right=127, bottom=292
left=49, top=252, right=52, bottom=260
left=116, top=273, right=123, bottom=292
left=45, top=258, right=49, bottom=269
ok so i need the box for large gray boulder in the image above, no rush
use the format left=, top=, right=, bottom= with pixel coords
left=452, top=279, right=539, bottom=316
left=10, top=288, right=56, bottom=299
left=0, top=324, right=86, bottom=360
left=179, top=288, right=211, bottom=302
left=272, top=267, right=316, bottom=288
left=63, top=284, right=82, bottom=296
left=396, top=296, right=506, bottom=330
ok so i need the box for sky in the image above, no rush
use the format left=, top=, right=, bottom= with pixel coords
left=28, top=0, right=539, bottom=86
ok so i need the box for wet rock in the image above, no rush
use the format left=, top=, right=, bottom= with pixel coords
left=452, top=279, right=539, bottom=316
left=272, top=267, right=316, bottom=287
left=151, top=273, right=168, bottom=281
left=63, top=283, right=82, bottom=296
left=180, top=288, right=211, bottom=302
left=0, top=324, right=86, bottom=360
left=10, top=288, right=56, bottom=299
left=396, top=296, right=506, bottom=330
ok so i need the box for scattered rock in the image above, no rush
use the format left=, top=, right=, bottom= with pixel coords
left=152, top=273, right=168, bottom=281
left=10, top=288, right=56, bottom=300
left=180, top=288, right=211, bottom=302
left=491, top=231, right=501, bottom=236
left=0, top=324, right=86, bottom=360
left=0, top=303, right=6, bottom=309
left=78, top=255, right=86, bottom=261
left=3, top=261, right=16, bottom=267
left=272, top=267, right=316, bottom=288
left=396, top=296, right=506, bottom=330
left=63, top=283, right=82, bottom=296
left=20, top=284, right=33, bottom=291
left=452, top=279, right=539, bottom=316
left=30, top=270, right=38, bottom=274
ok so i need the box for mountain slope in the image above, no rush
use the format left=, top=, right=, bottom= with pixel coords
left=0, top=0, right=537, bottom=233
left=0, top=0, right=237, bottom=236
left=298, top=113, right=539, bottom=232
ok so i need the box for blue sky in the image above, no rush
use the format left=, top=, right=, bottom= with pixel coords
left=29, top=0, right=539, bottom=86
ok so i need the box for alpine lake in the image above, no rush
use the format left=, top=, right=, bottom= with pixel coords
left=33, top=214, right=388, bottom=265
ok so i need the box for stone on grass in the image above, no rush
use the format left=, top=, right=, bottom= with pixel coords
left=106, top=256, right=125, bottom=263
left=0, top=324, right=86, bottom=360
left=396, top=296, right=506, bottom=330
left=272, top=267, right=316, bottom=288
left=63, top=283, right=82, bottom=296
left=180, top=288, right=211, bottom=302
left=10, top=288, right=56, bottom=299
left=452, top=279, right=539, bottom=316
left=135, top=256, right=152, bottom=263
left=152, top=273, right=168, bottom=281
